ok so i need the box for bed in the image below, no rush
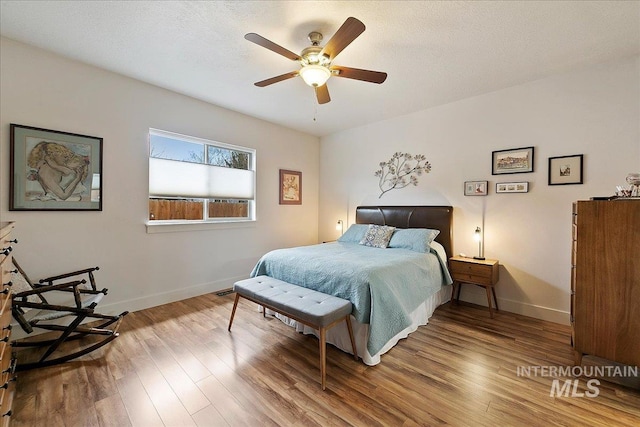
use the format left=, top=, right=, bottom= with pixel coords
left=251, top=205, right=454, bottom=365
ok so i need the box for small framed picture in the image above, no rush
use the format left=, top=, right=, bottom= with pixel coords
left=279, top=169, right=302, bottom=205
left=548, top=154, right=583, bottom=185
left=496, top=181, right=529, bottom=193
left=492, top=147, right=534, bottom=175
left=10, top=124, right=103, bottom=211
left=464, top=180, right=488, bottom=196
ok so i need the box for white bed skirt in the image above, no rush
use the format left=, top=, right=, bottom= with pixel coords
left=270, top=284, right=452, bottom=366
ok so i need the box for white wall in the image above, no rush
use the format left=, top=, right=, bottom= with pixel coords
left=0, top=37, right=320, bottom=318
left=2, top=36, right=638, bottom=327
left=320, top=56, right=640, bottom=324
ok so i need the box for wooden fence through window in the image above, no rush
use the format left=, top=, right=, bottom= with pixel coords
left=149, top=199, right=248, bottom=220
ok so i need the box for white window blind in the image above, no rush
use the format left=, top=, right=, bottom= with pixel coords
left=149, top=158, right=255, bottom=199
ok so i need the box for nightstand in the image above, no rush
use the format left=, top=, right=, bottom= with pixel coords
left=449, top=256, right=500, bottom=318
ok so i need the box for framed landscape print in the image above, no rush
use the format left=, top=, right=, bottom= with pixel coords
left=464, top=180, right=488, bottom=196
left=10, top=124, right=103, bottom=211
left=548, top=154, right=583, bottom=185
left=492, top=147, right=534, bottom=175
left=279, top=169, right=302, bottom=205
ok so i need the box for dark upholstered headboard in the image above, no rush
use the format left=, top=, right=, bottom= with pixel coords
left=355, top=206, right=453, bottom=259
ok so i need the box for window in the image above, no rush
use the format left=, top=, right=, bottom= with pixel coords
left=148, top=129, right=255, bottom=223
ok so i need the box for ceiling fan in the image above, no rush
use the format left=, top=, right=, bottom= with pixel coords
left=245, top=17, right=387, bottom=104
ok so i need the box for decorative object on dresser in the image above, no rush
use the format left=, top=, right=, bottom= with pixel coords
left=615, top=172, right=640, bottom=197
left=464, top=181, right=488, bottom=196
left=449, top=256, right=500, bottom=318
left=9, top=124, right=103, bottom=211
left=374, top=152, right=431, bottom=198
left=571, top=200, right=639, bottom=367
left=10, top=258, right=128, bottom=371
left=492, top=147, right=534, bottom=175
left=279, top=169, right=302, bottom=205
left=0, top=222, right=18, bottom=425
left=548, top=154, right=583, bottom=185
left=496, top=181, right=529, bottom=193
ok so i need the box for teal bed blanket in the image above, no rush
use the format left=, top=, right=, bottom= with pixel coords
left=250, top=242, right=453, bottom=355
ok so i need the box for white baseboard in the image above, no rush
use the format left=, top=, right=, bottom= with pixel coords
left=12, top=276, right=570, bottom=341
left=11, top=274, right=248, bottom=340
left=459, top=293, right=570, bottom=325
left=99, top=274, right=247, bottom=315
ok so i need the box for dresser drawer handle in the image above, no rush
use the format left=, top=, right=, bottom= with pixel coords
left=0, top=379, right=13, bottom=389
left=2, top=358, right=17, bottom=375
left=0, top=247, right=12, bottom=256
left=3, top=281, right=12, bottom=288
left=0, top=289, right=9, bottom=295
left=1, top=410, right=11, bottom=417
left=2, top=325, right=11, bottom=332
left=7, top=239, right=17, bottom=244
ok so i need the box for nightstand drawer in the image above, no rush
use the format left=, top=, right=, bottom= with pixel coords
left=449, top=257, right=499, bottom=286
left=451, top=271, right=493, bottom=286
left=450, top=259, right=492, bottom=276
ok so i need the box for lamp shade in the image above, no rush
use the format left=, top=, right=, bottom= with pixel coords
left=473, top=226, right=485, bottom=260
left=299, top=65, right=331, bottom=87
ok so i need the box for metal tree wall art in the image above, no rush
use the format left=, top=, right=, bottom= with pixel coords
left=374, top=152, right=431, bottom=198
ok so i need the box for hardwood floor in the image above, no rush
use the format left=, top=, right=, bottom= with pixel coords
left=10, top=293, right=640, bottom=426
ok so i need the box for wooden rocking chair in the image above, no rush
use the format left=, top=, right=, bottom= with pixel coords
left=10, top=259, right=128, bottom=371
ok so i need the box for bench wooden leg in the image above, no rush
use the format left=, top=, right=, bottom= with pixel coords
left=228, top=293, right=240, bottom=331
left=319, top=326, right=327, bottom=390
left=345, top=315, right=358, bottom=361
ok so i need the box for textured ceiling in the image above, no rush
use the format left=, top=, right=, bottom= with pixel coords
left=1, top=1, right=638, bottom=137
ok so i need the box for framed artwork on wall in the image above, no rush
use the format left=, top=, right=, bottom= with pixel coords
left=496, top=181, right=529, bottom=193
left=492, top=146, right=534, bottom=175
left=9, top=124, right=103, bottom=211
left=279, top=169, right=302, bottom=205
left=464, top=180, right=488, bottom=196
left=548, top=154, right=583, bottom=185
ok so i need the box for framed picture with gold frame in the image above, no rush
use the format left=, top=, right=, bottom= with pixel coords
left=279, top=169, right=302, bottom=205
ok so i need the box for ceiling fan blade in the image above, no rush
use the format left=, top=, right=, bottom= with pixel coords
left=245, top=33, right=301, bottom=61
left=315, top=84, right=331, bottom=104
left=331, top=65, right=387, bottom=84
left=254, top=71, right=299, bottom=87
left=319, top=17, right=365, bottom=61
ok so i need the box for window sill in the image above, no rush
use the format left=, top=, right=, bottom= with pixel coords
left=146, top=219, right=256, bottom=234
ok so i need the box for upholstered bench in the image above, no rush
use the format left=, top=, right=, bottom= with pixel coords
left=228, top=275, right=357, bottom=390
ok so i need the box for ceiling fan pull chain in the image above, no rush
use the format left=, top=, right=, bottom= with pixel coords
left=312, top=95, right=318, bottom=122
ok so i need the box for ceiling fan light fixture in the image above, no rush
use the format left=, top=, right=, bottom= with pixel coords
left=299, top=65, right=331, bottom=87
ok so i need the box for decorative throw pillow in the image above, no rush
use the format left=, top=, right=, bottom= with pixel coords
left=388, top=228, right=440, bottom=253
left=359, top=224, right=396, bottom=248
left=337, top=224, right=369, bottom=243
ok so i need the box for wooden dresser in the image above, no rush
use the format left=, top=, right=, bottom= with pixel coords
left=0, top=222, right=17, bottom=424
left=572, top=200, right=640, bottom=367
